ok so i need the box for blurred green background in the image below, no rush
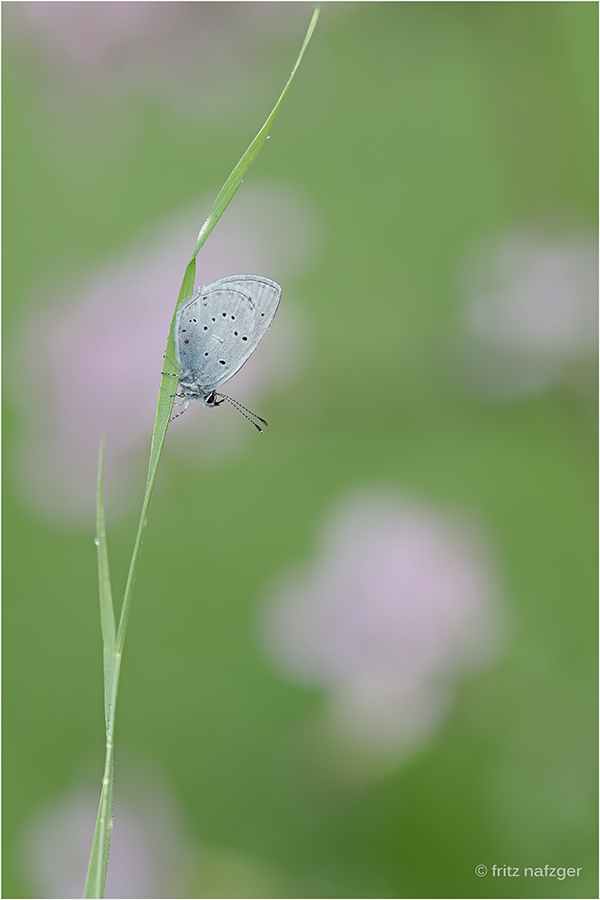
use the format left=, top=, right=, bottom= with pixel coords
left=3, top=2, right=597, bottom=898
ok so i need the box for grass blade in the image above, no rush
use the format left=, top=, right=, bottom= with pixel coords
left=190, top=7, right=320, bottom=260
left=85, top=10, right=319, bottom=897
left=84, top=438, right=117, bottom=897
left=96, top=436, right=116, bottom=723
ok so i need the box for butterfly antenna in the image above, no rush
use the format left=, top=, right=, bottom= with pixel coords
left=216, top=393, right=269, bottom=433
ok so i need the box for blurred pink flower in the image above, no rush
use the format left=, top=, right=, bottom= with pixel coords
left=9, top=181, right=317, bottom=523
left=5, top=4, right=329, bottom=173
left=455, top=226, right=598, bottom=399
left=19, top=764, right=192, bottom=898
left=8, top=3, right=312, bottom=111
left=260, top=489, right=505, bottom=755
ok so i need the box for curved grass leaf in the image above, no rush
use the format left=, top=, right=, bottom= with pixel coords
left=84, top=10, right=319, bottom=897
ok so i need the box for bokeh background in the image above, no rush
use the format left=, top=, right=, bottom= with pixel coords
left=3, top=3, right=597, bottom=898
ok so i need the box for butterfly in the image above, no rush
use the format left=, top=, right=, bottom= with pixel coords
left=165, top=275, right=281, bottom=432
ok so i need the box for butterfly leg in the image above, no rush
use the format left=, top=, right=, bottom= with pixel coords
left=169, top=397, right=190, bottom=422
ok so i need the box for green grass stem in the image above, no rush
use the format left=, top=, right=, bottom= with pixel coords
left=84, top=10, right=319, bottom=897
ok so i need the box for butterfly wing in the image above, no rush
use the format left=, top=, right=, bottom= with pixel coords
left=175, top=276, right=281, bottom=392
